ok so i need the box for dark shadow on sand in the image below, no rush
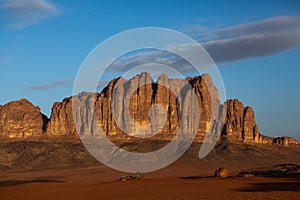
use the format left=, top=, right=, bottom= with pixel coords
left=237, top=181, right=300, bottom=192
left=0, top=179, right=64, bottom=187
left=179, top=176, right=214, bottom=179
left=236, top=173, right=300, bottom=192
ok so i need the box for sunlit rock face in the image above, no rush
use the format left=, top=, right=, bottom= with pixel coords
left=46, top=97, right=77, bottom=136
left=45, top=73, right=265, bottom=143
left=46, top=73, right=220, bottom=142
left=223, top=99, right=262, bottom=143
left=0, top=73, right=297, bottom=146
left=0, top=99, right=47, bottom=138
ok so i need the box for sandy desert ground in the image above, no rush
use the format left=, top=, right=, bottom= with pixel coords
left=1, top=140, right=300, bottom=200
left=1, top=163, right=300, bottom=200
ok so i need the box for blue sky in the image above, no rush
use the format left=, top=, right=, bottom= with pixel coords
left=1, top=0, right=300, bottom=139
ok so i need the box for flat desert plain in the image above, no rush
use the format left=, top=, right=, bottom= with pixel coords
left=1, top=141, right=300, bottom=200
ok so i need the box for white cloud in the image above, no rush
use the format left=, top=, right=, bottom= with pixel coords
left=1, top=0, right=60, bottom=29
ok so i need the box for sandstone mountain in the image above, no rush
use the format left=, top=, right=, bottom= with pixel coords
left=47, top=72, right=218, bottom=141
left=0, top=73, right=297, bottom=146
left=0, top=99, right=48, bottom=138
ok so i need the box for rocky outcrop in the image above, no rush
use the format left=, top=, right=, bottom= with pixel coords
left=273, top=137, right=298, bottom=146
left=260, top=135, right=274, bottom=144
left=223, top=99, right=244, bottom=141
left=222, top=99, right=262, bottom=143
left=0, top=99, right=48, bottom=138
left=214, top=167, right=231, bottom=177
left=46, top=97, right=76, bottom=136
left=0, top=73, right=298, bottom=146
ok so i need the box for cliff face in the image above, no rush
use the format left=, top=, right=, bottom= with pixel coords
left=0, top=99, right=47, bottom=138
left=0, top=73, right=297, bottom=145
left=221, top=99, right=298, bottom=144
left=46, top=73, right=218, bottom=141
left=46, top=98, right=76, bottom=136
left=223, top=99, right=260, bottom=142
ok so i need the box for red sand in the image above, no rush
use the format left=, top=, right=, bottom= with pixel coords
left=1, top=163, right=300, bottom=200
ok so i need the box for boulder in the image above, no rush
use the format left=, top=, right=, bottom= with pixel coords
left=214, top=167, right=231, bottom=178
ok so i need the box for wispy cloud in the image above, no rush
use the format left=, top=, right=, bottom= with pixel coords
left=0, top=0, right=60, bottom=29
left=27, top=79, right=73, bottom=91
left=27, top=79, right=111, bottom=93
left=217, top=16, right=300, bottom=38
left=204, top=16, right=300, bottom=63
left=103, top=15, right=300, bottom=75
left=104, top=49, right=194, bottom=78
left=181, top=24, right=215, bottom=39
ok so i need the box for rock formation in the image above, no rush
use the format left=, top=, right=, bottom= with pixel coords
left=273, top=137, right=298, bottom=146
left=46, top=97, right=76, bottom=136
left=222, top=99, right=261, bottom=142
left=0, top=99, right=48, bottom=138
left=0, top=73, right=297, bottom=146
left=46, top=72, right=219, bottom=141
left=214, top=167, right=231, bottom=178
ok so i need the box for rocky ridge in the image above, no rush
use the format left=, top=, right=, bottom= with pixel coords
left=0, top=73, right=297, bottom=146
